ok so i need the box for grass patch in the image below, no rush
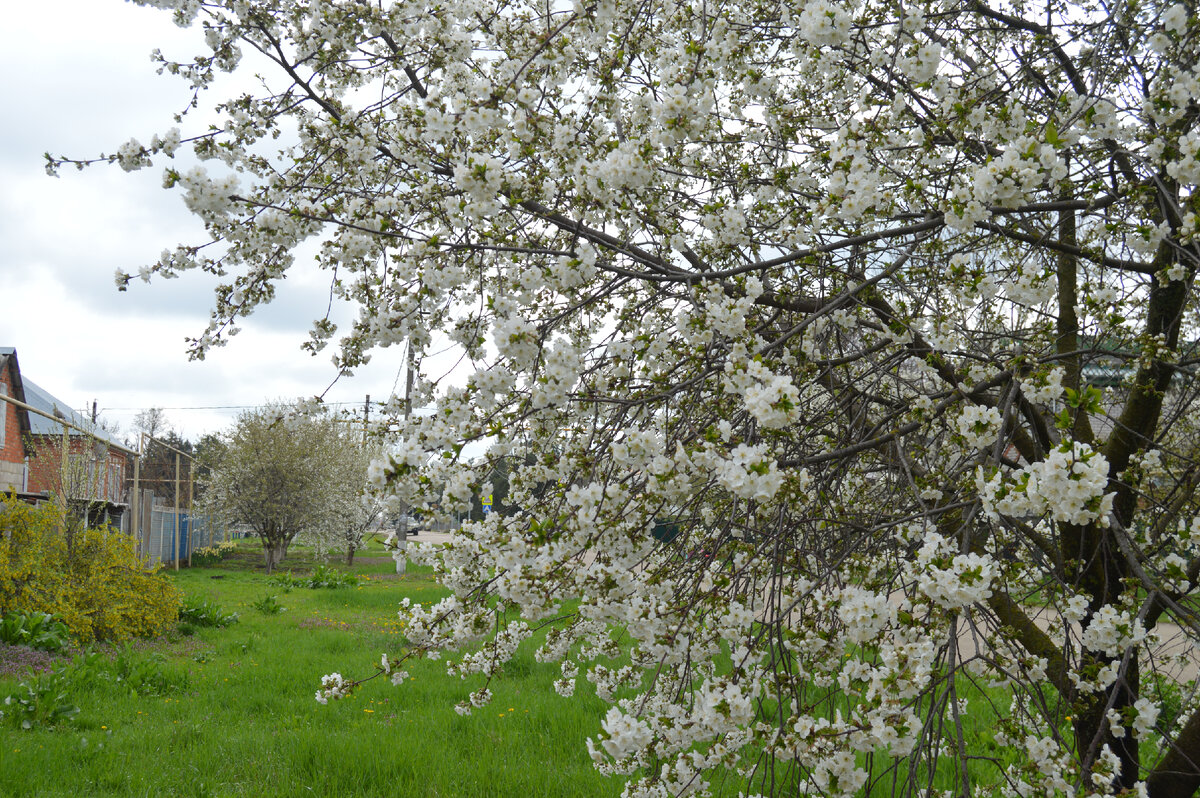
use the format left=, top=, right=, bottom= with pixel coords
left=0, top=539, right=1083, bottom=797
left=0, top=550, right=621, bottom=798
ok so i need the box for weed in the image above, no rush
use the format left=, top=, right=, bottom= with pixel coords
left=269, top=563, right=358, bottom=589
left=0, top=611, right=70, bottom=652
left=0, top=642, right=59, bottom=679
left=110, top=645, right=187, bottom=696
left=178, top=596, right=239, bottom=628
left=253, top=594, right=286, bottom=615
left=1, top=670, right=80, bottom=730
left=60, top=647, right=188, bottom=698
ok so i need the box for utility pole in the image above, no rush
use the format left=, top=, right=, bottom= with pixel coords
left=395, top=349, right=414, bottom=575
left=364, top=394, right=370, bottom=443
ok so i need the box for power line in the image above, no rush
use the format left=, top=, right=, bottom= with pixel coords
left=103, top=400, right=378, bottom=411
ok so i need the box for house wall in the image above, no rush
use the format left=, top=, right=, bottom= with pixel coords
left=0, top=360, right=25, bottom=492
left=26, top=436, right=127, bottom=504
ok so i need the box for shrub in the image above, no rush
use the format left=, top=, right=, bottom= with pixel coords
left=0, top=497, right=180, bottom=643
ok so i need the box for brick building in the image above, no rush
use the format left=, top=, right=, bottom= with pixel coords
left=0, top=347, right=130, bottom=525
left=23, top=377, right=128, bottom=503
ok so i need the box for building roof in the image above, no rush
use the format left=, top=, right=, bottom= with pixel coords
left=21, top=376, right=125, bottom=448
left=0, top=347, right=32, bottom=445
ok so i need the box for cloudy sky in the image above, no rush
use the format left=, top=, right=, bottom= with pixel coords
left=0, top=2, right=414, bottom=443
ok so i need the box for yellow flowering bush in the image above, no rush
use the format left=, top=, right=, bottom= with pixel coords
left=0, top=497, right=179, bottom=643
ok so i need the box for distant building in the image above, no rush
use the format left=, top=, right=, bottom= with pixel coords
left=23, top=378, right=129, bottom=505
left=0, top=346, right=129, bottom=527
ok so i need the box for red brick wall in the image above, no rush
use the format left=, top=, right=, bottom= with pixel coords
left=0, top=360, right=26, bottom=491
left=25, top=437, right=63, bottom=495
left=26, top=436, right=127, bottom=503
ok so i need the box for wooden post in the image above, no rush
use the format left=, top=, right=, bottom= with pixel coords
left=187, top=459, right=195, bottom=567
left=173, top=451, right=180, bottom=571
left=142, top=489, right=155, bottom=564
left=60, top=424, right=68, bottom=496
left=132, top=434, right=141, bottom=556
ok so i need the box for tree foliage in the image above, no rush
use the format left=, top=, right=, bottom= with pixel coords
left=70, top=0, right=1200, bottom=794
left=201, top=403, right=375, bottom=572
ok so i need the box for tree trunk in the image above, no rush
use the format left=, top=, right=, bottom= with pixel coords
left=261, top=535, right=288, bottom=574
left=345, top=542, right=355, bottom=567
left=1148, top=706, right=1200, bottom=796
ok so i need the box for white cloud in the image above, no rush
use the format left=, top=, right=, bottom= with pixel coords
left=0, top=1, right=414, bottom=442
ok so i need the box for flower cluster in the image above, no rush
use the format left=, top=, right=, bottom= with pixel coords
left=715, top=443, right=784, bottom=502
left=980, top=440, right=1115, bottom=527
left=1081, top=604, right=1148, bottom=658
left=723, top=359, right=802, bottom=430
left=314, top=672, right=349, bottom=704
left=1020, top=367, right=1065, bottom=404
left=908, top=533, right=997, bottom=610
left=955, top=404, right=1002, bottom=449
left=176, top=166, right=240, bottom=218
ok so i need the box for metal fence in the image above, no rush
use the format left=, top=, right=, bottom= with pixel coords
left=137, top=491, right=229, bottom=567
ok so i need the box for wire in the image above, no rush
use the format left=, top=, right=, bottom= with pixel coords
left=103, top=400, right=379, bottom=411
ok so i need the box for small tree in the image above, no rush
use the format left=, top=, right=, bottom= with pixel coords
left=303, top=426, right=386, bottom=566
left=202, top=403, right=365, bottom=573
left=128, top=410, right=195, bottom=508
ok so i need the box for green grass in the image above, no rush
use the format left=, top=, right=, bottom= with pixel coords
left=0, top=544, right=621, bottom=798
left=0, top=538, right=1079, bottom=797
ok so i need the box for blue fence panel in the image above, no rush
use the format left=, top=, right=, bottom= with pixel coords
left=140, top=502, right=225, bottom=567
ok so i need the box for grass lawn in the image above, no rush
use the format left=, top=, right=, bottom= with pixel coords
left=0, top=540, right=622, bottom=798
left=0, top=537, right=1081, bottom=798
